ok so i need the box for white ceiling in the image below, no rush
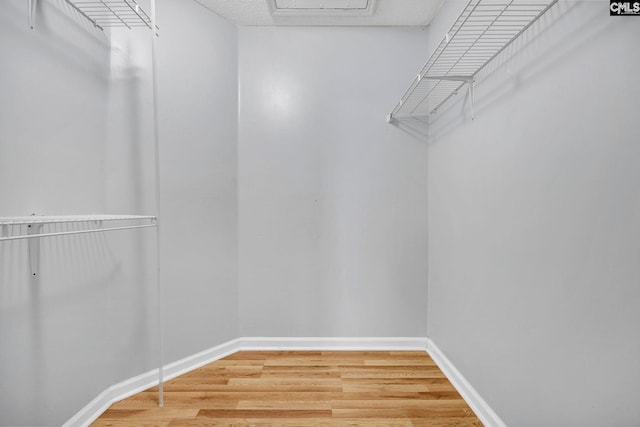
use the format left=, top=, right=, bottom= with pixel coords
left=193, top=0, right=443, bottom=26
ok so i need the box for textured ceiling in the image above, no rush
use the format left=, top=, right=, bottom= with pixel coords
left=193, top=0, right=443, bottom=26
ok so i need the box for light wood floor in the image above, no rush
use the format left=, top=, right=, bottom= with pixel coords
left=92, top=351, right=483, bottom=426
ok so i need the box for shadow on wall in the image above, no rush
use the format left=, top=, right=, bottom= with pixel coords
left=0, top=224, right=119, bottom=423
left=0, top=222, right=156, bottom=424
left=390, top=117, right=429, bottom=142
left=1, top=0, right=111, bottom=80
left=428, top=1, right=614, bottom=144
left=0, top=223, right=123, bottom=311
left=1, top=0, right=157, bottom=423
left=106, top=26, right=158, bottom=378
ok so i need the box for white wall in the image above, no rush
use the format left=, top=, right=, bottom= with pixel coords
left=427, top=1, right=640, bottom=426
left=10, top=1, right=636, bottom=425
left=238, top=27, right=429, bottom=337
left=0, top=0, right=238, bottom=425
left=106, top=0, right=240, bottom=379
left=0, top=1, right=155, bottom=425
left=155, top=0, right=238, bottom=365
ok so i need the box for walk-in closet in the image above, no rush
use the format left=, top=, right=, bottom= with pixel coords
left=1, top=0, right=638, bottom=426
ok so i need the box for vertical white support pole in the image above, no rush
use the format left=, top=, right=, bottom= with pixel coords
left=149, top=0, right=164, bottom=408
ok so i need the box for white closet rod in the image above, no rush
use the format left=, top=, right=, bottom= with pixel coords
left=0, top=224, right=157, bottom=242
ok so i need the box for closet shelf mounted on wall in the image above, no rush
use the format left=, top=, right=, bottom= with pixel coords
left=0, top=215, right=157, bottom=279
left=28, top=0, right=158, bottom=33
left=64, top=0, right=156, bottom=31
left=387, top=0, right=557, bottom=122
left=0, top=215, right=157, bottom=242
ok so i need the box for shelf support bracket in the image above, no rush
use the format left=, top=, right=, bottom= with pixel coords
left=28, top=0, right=37, bottom=29
left=27, top=223, right=42, bottom=277
left=424, top=76, right=476, bottom=119
left=468, top=79, right=475, bottom=120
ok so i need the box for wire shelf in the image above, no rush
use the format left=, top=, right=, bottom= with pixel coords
left=63, top=0, right=157, bottom=32
left=0, top=215, right=157, bottom=242
left=389, top=0, right=557, bottom=120
left=0, top=214, right=156, bottom=226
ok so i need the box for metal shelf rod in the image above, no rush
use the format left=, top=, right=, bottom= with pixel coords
left=0, top=215, right=156, bottom=226
left=0, top=224, right=157, bottom=243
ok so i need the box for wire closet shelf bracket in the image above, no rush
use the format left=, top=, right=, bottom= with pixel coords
left=387, top=0, right=558, bottom=122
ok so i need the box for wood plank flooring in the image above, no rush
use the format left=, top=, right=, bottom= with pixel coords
left=92, top=351, right=483, bottom=426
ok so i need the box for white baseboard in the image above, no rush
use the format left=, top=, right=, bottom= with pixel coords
left=62, top=369, right=159, bottom=427
left=163, top=337, right=241, bottom=382
left=63, top=338, right=242, bottom=427
left=62, top=387, right=113, bottom=427
left=426, top=338, right=507, bottom=427
left=238, top=336, right=428, bottom=351
left=64, top=336, right=438, bottom=427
